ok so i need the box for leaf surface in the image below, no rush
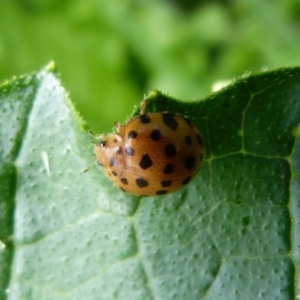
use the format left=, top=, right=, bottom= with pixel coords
left=0, top=65, right=299, bottom=299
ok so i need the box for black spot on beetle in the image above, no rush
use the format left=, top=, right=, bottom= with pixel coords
left=165, top=144, right=177, bottom=158
left=184, top=156, right=196, bottom=169
left=136, top=178, right=149, bottom=188
left=161, top=180, right=172, bottom=187
left=121, top=178, right=128, bottom=185
left=139, top=154, right=153, bottom=170
left=112, top=171, right=117, bottom=177
left=184, top=118, right=193, bottom=128
left=162, top=113, right=178, bottom=130
left=196, top=134, right=203, bottom=145
left=150, top=129, right=161, bottom=141
left=185, top=135, right=192, bottom=146
left=163, top=164, right=175, bottom=174
left=109, top=158, right=115, bottom=166
left=128, top=130, right=138, bottom=139
left=182, top=176, right=191, bottom=185
left=100, top=141, right=106, bottom=147
left=156, top=190, right=168, bottom=195
left=125, top=146, right=135, bottom=156
left=140, top=114, right=151, bottom=124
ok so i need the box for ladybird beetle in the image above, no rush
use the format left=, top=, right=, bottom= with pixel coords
left=95, top=100, right=205, bottom=196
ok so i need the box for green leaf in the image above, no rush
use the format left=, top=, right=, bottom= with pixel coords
left=0, top=64, right=299, bottom=299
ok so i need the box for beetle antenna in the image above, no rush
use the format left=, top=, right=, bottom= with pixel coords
left=83, top=158, right=97, bottom=173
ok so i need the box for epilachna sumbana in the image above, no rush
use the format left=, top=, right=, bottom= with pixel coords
left=95, top=100, right=205, bottom=196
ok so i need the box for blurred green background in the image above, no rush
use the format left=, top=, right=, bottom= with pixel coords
left=1, top=0, right=300, bottom=133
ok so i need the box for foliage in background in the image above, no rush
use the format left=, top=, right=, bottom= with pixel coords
left=1, top=0, right=300, bottom=132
